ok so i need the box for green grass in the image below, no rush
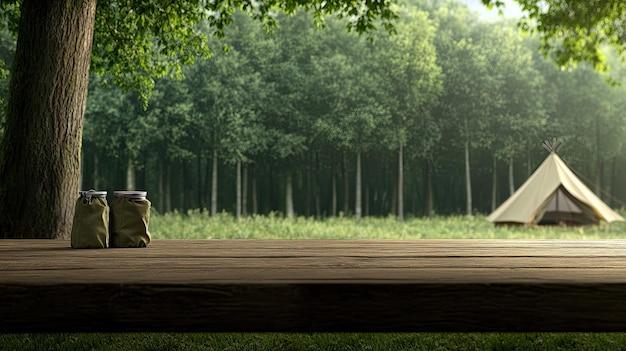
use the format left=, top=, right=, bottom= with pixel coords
left=3, top=332, right=626, bottom=351
left=150, top=210, right=626, bottom=240
left=4, top=213, right=626, bottom=350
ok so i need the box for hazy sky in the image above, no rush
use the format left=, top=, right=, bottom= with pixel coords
left=458, top=0, right=524, bottom=21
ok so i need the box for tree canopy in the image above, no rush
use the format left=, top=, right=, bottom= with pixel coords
left=483, top=0, right=626, bottom=71
left=0, top=0, right=397, bottom=239
left=1, top=0, right=397, bottom=102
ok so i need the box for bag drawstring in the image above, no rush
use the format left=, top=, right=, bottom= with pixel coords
left=80, top=189, right=97, bottom=205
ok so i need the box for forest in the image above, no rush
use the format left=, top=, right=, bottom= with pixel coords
left=1, top=0, right=626, bottom=220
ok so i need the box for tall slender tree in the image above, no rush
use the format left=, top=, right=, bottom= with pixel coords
left=372, top=8, right=442, bottom=221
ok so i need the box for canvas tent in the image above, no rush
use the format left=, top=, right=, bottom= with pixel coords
left=486, top=151, right=624, bottom=226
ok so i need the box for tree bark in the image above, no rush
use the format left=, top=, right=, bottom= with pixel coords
left=211, top=148, right=218, bottom=217
left=126, top=157, right=136, bottom=191
left=236, top=159, right=242, bottom=219
left=508, top=158, right=515, bottom=196
left=306, top=155, right=311, bottom=217
left=285, top=169, right=294, bottom=218
left=491, top=155, right=497, bottom=213
left=465, top=140, right=473, bottom=217
left=595, top=108, right=602, bottom=197
left=182, top=161, right=190, bottom=211
left=391, top=178, right=397, bottom=217
left=355, top=152, right=362, bottom=222
left=93, top=154, right=99, bottom=191
left=365, top=182, right=370, bottom=217
left=398, top=143, right=404, bottom=222
left=165, top=162, right=172, bottom=213
left=242, top=163, right=248, bottom=218
left=610, top=157, right=617, bottom=207
left=343, top=153, right=349, bottom=216
left=596, top=160, right=604, bottom=199
left=314, top=152, right=321, bottom=218
left=252, top=164, right=258, bottom=215
left=79, top=150, right=84, bottom=191
left=526, top=142, right=531, bottom=177
left=425, top=160, right=434, bottom=217
left=331, top=156, right=337, bottom=217
left=158, top=157, right=164, bottom=213
left=0, top=0, right=97, bottom=238
left=331, top=173, right=337, bottom=217
left=197, top=151, right=204, bottom=210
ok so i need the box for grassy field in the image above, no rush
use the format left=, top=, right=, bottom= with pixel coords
left=3, top=332, right=626, bottom=351
left=3, top=212, right=626, bottom=350
left=150, top=210, right=626, bottom=240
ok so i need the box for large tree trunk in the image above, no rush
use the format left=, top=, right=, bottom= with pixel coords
left=355, top=151, right=362, bottom=222
left=397, top=143, right=404, bottom=222
left=0, top=0, right=97, bottom=239
left=79, top=150, right=84, bottom=191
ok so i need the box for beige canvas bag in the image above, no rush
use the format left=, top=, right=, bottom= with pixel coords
left=71, top=190, right=109, bottom=249
left=109, top=191, right=151, bottom=248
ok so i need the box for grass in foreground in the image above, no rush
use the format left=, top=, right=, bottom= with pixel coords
left=3, top=332, right=626, bottom=351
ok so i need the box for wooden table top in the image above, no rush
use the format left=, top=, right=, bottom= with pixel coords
left=2, top=239, right=626, bottom=332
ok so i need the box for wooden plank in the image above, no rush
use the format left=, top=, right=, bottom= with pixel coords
left=3, top=239, right=626, bottom=332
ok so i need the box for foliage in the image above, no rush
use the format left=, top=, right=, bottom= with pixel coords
left=484, top=0, right=626, bottom=72
left=0, top=0, right=397, bottom=105
left=94, top=0, right=394, bottom=103
left=0, top=15, right=15, bottom=136
left=91, top=1, right=211, bottom=104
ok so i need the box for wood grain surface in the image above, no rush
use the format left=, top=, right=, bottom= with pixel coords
left=2, top=239, right=626, bottom=332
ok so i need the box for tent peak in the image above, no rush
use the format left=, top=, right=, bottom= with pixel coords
left=542, top=137, right=562, bottom=154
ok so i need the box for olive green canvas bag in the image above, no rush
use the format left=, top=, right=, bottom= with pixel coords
left=71, top=190, right=109, bottom=249
left=110, top=191, right=151, bottom=248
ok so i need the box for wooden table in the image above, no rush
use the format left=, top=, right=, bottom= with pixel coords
left=2, top=239, right=626, bottom=332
